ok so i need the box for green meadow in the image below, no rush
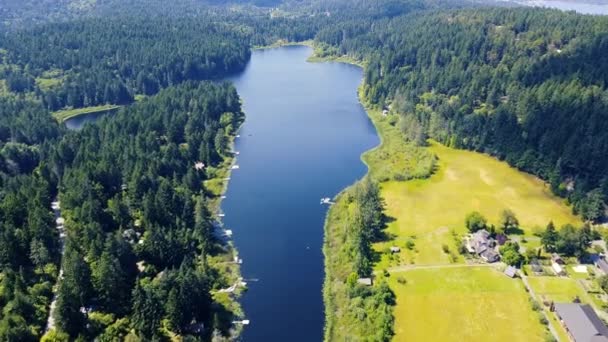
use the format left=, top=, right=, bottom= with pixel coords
left=357, top=107, right=582, bottom=341
left=371, top=138, right=581, bottom=266
left=389, top=267, right=547, bottom=342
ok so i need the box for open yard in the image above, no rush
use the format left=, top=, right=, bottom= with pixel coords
left=373, top=140, right=581, bottom=265
left=389, top=267, right=547, bottom=341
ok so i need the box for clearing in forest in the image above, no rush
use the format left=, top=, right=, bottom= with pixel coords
left=373, top=140, right=581, bottom=266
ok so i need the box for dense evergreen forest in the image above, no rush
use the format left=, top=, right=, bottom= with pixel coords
left=0, top=81, right=244, bottom=340
left=0, top=17, right=250, bottom=111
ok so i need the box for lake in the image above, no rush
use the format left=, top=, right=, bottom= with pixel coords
left=63, top=45, right=379, bottom=340
left=64, top=107, right=120, bottom=130
left=515, top=0, right=608, bottom=14
left=222, top=45, right=378, bottom=341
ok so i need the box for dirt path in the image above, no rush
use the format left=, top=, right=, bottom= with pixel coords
left=520, top=272, right=561, bottom=341
left=385, top=262, right=499, bottom=273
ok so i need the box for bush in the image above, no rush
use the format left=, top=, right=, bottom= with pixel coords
left=538, top=314, right=548, bottom=325
left=396, top=276, right=407, bottom=285
left=405, top=239, right=415, bottom=250
left=441, top=244, right=450, bottom=254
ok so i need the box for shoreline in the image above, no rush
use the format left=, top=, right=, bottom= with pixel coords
left=205, top=113, right=247, bottom=338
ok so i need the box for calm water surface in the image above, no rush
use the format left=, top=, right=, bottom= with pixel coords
left=223, top=45, right=379, bottom=341
left=516, top=0, right=608, bottom=14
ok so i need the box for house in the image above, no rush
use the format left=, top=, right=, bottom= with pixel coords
left=504, top=265, right=517, bottom=278
left=467, top=229, right=500, bottom=263
left=357, top=278, right=373, bottom=286
left=594, top=255, right=608, bottom=275
left=481, top=249, right=500, bottom=263
left=496, top=233, right=508, bottom=246
left=554, top=303, right=608, bottom=342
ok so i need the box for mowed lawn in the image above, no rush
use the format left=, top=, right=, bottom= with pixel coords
left=389, top=267, right=546, bottom=342
left=377, top=141, right=581, bottom=265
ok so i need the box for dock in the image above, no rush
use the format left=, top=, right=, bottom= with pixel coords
left=320, top=197, right=335, bottom=205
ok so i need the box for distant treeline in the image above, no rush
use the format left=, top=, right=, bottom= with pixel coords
left=1, top=17, right=251, bottom=111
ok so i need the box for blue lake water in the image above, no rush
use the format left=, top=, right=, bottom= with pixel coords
left=516, top=0, right=608, bottom=14
left=222, top=45, right=379, bottom=341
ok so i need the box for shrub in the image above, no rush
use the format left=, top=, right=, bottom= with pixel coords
left=405, top=239, right=415, bottom=250
left=441, top=244, right=450, bottom=254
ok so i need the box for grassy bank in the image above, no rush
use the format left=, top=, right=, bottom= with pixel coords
left=205, top=118, right=247, bottom=338
left=322, top=87, right=435, bottom=341
left=52, top=104, right=121, bottom=122
left=253, top=39, right=313, bottom=50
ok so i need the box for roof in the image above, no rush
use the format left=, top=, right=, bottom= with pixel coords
left=597, top=258, right=608, bottom=274
left=552, top=253, right=564, bottom=264
left=470, top=229, right=493, bottom=255
left=552, top=262, right=564, bottom=274
left=504, top=266, right=517, bottom=278
left=357, top=278, right=372, bottom=286
left=554, top=303, right=608, bottom=342
left=481, top=249, right=500, bottom=262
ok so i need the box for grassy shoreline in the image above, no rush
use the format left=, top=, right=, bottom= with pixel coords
left=205, top=115, right=247, bottom=339
left=253, top=39, right=313, bottom=50
left=318, top=45, right=436, bottom=339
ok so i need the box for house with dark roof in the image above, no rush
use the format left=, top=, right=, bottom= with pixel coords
left=554, top=303, right=608, bottom=342
left=467, top=229, right=500, bottom=263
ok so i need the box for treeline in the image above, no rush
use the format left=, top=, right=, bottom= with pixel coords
left=314, top=7, right=608, bottom=221
left=47, top=82, right=242, bottom=340
left=323, top=179, right=395, bottom=341
left=0, top=16, right=250, bottom=111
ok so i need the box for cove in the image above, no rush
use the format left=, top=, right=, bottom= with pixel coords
left=223, top=45, right=379, bottom=341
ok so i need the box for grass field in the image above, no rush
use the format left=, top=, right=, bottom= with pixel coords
left=52, top=104, right=121, bottom=122
left=389, top=267, right=547, bottom=341
left=373, top=139, right=581, bottom=266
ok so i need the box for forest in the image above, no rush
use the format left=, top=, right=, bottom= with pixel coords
left=0, top=16, right=251, bottom=111
left=1, top=0, right=608, bottom=341
left=0, top=81, right=244, bottom=340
